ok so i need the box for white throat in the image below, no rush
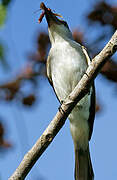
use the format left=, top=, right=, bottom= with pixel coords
left=48, top=24, right=73, bottom=44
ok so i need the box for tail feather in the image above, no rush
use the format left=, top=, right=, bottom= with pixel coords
left=75, top=146, right=94, bottom=180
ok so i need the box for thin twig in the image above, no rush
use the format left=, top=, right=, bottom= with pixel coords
left=9, top=31, right=117, bottom=180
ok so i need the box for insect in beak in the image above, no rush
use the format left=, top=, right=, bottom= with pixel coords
left=38, top=2, right=62, bottom=24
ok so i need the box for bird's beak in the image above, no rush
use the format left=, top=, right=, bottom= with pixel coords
left=40, top=3, right=61, bottom=27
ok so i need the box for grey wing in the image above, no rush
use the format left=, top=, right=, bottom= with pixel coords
left=81, top=46, right=96, bottom=140
left=88, top=83, right=96, bottom=141
left=46, top=55, right=53, bottom=86
left=46, top=55, right=61, bottom=103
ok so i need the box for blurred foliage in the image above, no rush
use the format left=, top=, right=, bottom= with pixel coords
left=0, top=44, right=4, bottom=61
left=22, top=94, right=36, bottom=106
left=0, top=0, right=12, bottom=26
left=0, top=0, right=117, bottom=152
left=87, top=1, right=117, bottom=31
left=0, top=4, right=6, bottom=27
left=0, top=0, right=12, bottom=69
left=0, top=32, right=50, bottom=106
left=2, top=0, right=11, bottom=6
left=86, top=1, right=117, bottom=81
left=0, top=121, right=11, bottom=148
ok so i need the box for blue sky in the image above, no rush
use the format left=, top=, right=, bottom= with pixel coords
left=0, top=0, right=117, bottom=180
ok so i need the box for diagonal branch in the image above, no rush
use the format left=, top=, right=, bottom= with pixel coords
left=9, top=31, right=117, bottom=180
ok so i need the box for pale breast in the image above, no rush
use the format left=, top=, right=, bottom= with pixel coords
left=50, top=41, right=88, bottom=101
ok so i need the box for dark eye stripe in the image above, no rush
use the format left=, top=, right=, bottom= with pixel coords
left=60, top=20, right=69, bottom=29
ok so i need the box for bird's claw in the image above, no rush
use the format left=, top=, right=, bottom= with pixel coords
left=58, top=100, right=65, bottom=114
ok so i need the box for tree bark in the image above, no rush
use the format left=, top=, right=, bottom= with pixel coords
left=9, top=31, right=117, bottom=180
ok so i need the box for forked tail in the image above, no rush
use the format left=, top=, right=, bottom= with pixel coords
left=75, top=146, right=94, bottom=180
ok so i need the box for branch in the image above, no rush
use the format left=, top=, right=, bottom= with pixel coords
left=9, top=31, right=117, bottom=180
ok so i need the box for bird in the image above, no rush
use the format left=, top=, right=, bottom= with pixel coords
left=40, top=2, right=95, bottom=180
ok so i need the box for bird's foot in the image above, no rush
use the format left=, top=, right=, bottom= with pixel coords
left=58, top=100, right=65, bottom=114
left=84, top=72, right=89, bottom=78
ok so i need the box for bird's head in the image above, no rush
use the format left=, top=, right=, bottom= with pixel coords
left=39, top=2, right=73, bottom=43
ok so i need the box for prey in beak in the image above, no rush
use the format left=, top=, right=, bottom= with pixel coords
left=38, top=2, right=63, bottom=27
